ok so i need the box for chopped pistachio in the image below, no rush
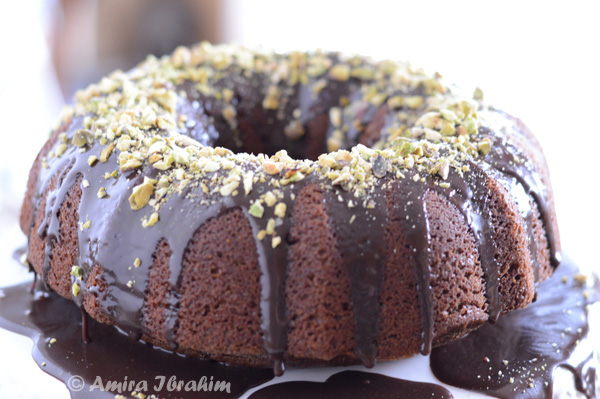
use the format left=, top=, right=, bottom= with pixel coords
left=55, top=143, right=68, bottom=157
left=284, top=120, right=305, bottom=140
left=243, top=172, right=254, bottom=195
left=425, top=128, right=442, bottom=142
left=264, top=191, right=277, bottom=207
left=219, top=180, right=239, bottom=196
left=157, top=114, right=177, bottom=130
left=271, top=236, right=282, bottom=248
left=120, top=158, right=143, bottom=172
left=262, top=160, right=283, bottom=175
left=129, top=177, right=157, bottom=210
left=274, top=202, right=287, bottom=218
left=440, top=109, right=458, bottom=122
left=222, top=105, right=237, bottom=129
left=71, top=282, right=81, bottom=297
left=134, top=257, right=141, bottom=268
left=404, top=96, right=423, bottom=109
left=263, top=86, right=280, bottom=110
left=387, top=96, right=404, bottom=109
left=464, top=117, right=478, bottom=134
left=437, top=159, right=450, bottom=180
left=249, top=201, right=265, bottom=218
left=87, top=155, right=98, bottom=166
left=329, top=107, right=342, bottom=127
left=70, top=266, right=83, bottom=278
left=99, top=142, right=115, bottom=163
left=153, top=153, right=175, bottom=170
left=266, top=219, right=276, bottom=235
left=329, top=64, right=350, bottom=81
left=478, top=138, right=492, bottom=155
left=142, top=212, right=159, bottom=228
left=104, top=170, right=118, bottom=179
left=72, top=129, right=93, bottom=147
left=97, top=187, right=107, bottom=199
left=439, top=125, right=456, bottom=138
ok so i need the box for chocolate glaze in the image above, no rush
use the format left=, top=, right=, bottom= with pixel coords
left=248, top=370, right=454, bottom=399
left=323, top=187, right=387, bottom=367
left=23, top=53, right=561, bottom=375
left=430, top=256, right=599, bottom=399
left=0, top=280, right=274, bottom=398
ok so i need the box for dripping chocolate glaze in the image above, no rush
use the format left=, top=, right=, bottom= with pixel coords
left=0, top=281, right=274, bottom=398
left=25, top=61, right=560, bottom=376
left=248, top=370, right=453, bottom=399
left=323, top=187, right=388, bottom=367
left=430, top=256, right=599, bottom=399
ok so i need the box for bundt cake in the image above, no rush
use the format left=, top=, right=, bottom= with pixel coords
left=20, top=42, right=561, bottom=374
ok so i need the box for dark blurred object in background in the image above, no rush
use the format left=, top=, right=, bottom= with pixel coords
left=50, top=0, right=224, bottom=99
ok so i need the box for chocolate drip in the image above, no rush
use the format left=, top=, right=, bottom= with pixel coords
left=248, top=370, right=454, bottom=399
left=482, top=127, right=560, bottom=268
left=430, top=256, right=599, bottom=399
left=0, top=280, right=274, bottom=398
left=389, top=177, right=435, bottom=355
left=323, top=187, right=387, bottom=367
left=30, top=271, right=38, bottom=293
left=443, top=164, right=502, bottom=321
left=488, top=169, right=541, bottom=282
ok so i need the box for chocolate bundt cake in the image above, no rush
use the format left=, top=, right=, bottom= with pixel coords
left=20, top=42, right=560, bottom=374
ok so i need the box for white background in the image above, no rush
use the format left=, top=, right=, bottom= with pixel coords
left=1, top=1, right=599, bottom=398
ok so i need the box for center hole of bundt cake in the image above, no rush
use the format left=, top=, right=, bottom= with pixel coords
left=182, top=84, right=385, bottom=161
left=202, top=111, right=381, bottom=162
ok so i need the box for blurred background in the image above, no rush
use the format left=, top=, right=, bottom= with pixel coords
left=0, top=0, right=599, bottom=396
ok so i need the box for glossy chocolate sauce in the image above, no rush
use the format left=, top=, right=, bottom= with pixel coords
left=430, top=256, right=599, bottom=399
left=0, top=279, right=274, bottom=399
left=248, top=370, right=454, bottom=399
left=22, top=49, right=561, bottom=377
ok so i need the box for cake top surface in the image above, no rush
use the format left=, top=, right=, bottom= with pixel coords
left=47, top=42, right=498, bottom=228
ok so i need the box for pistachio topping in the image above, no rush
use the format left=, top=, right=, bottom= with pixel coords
left=99, top=142, right=115, bottom=163
left=71, top=282, right=81, bottom=297
left=70, top=266, right=83, bottom=278
left=46, top=42, right=500, bottom=229
left=142, top=211, right=160, bottom=228
left=249, top=201, right=265, bottom=218
left=129, top=177, right=157, bottom=211
left=72, top=129, right=93, bottom=147
left=274, top=202, right=287, bottom=218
